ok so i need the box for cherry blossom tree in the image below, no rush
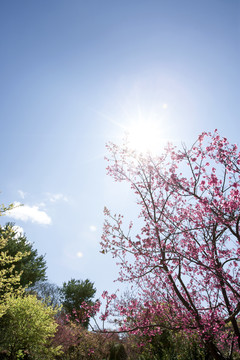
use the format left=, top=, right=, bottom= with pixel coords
left=101, top=130, right=240, bottom=360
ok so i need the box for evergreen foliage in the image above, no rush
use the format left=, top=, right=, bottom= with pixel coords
left=60, top=278, right=96, bottom=327
left=0, top=223, right=47, bottom=288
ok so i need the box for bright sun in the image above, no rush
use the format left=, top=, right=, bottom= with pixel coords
left=125, top=119, right=162, bottom=154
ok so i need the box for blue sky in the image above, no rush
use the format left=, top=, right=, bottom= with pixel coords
left=0, top=0, right=239, bottom=299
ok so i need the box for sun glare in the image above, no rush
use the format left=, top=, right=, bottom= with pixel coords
left=125, top=120, right=163, bottom=154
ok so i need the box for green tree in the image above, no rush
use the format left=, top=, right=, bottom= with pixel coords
left=0, top=222, right=47, bottom=288
left=0, top=208, right=25, bottom=318
left=132, top=330, right=207, bottom=360
left=0, top=294, right=61, bottom=360
left=60, top=279, right=96, bottom=327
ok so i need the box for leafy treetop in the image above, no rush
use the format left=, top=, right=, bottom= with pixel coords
left=0, top=208, right=25, bottom=317
left=60, top=278, right=96, bottom=327
left=0, top=222, right=47, bottom=288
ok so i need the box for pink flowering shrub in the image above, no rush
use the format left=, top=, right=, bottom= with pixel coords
left=52, top=313, right=124, bottom=360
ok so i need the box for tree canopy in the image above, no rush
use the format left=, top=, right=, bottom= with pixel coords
left=0, top=208, right=24, bottom=317
left=0, top=294, right=61, bottom=359
left=101, top=130, right=240, bottom=360
left=60, top=278, right=96, bottom=327
left=0, top=222, right=47, bottom=288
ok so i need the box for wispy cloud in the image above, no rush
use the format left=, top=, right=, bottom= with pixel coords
left=18, top=190, right=26, bottom=199
left=46, top=193, right=69, bottom=203
left=6, top=202, right=51, bottom=225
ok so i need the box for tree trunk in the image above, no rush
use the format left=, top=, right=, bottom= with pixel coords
left=205, top=340, right=227, bottom=360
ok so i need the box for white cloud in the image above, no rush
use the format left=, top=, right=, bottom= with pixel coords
left=46, top=193, right=69, bottom=203
left=89, top=225, right=97, bottom=232
left=6, top=202, right=51, bottom=225
left=18, top=190, right=26, bottom=199
left=76, top=251, right=83, bottom=258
